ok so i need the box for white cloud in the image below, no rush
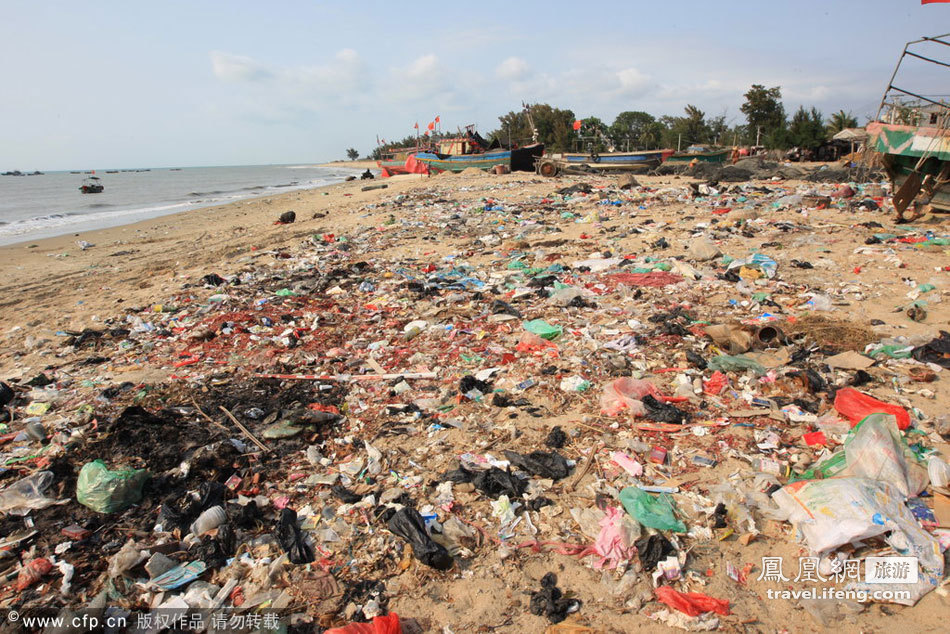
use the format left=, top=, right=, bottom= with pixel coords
left=496, top=57, right=531, bottom=81
left=615, top=67, right=650, bottom=96
left=389, top=54, right=458, bottom=105
left=210, top=51, right=272, bottom=82
left=282, top=48, right=369, bottom=95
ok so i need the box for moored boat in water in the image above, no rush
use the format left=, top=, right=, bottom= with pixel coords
left=79, top=175, right=104, bottom=194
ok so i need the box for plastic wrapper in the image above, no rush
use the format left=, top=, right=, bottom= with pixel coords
left=0, top=471, right=61, bottom=516
left=842, top=414, right=928, bottom=496
left=76, top=460, right=149, bottom=514
left=619, top=487, right=686, bottom=533
left=386, top=507, right=453, bottom=570
left=774, top=476, right=943, bottom=605
left=834, top=388, right=910, bottom=430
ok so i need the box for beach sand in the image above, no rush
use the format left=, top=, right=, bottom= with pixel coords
left=1, top=168, right=948, bottom=632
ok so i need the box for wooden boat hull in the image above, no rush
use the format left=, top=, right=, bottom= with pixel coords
left=664, top=149, right=731, bottom=164
left=79, top=185, right=103, bottom=193
left=558, top=149, right=672, bottom=170
left=868, top=121, right=950, bottom=213
left=414, top=144, right=544, bottom=173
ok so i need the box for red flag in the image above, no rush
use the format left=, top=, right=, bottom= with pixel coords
left=414, top=122, right=419, bottom=129
left=922, top=1, right=950, bottom=3
left=435, top=115, right=440, bottom=123
left=573, top=120, right=582, bottom=131
left=427, top=121, right=435, bottom=131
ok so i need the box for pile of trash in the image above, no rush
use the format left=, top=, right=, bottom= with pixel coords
left=0, top=170, right=948, bottom=631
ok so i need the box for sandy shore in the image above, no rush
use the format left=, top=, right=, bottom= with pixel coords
left=0, top=166, right=947, bottom=631
left=0, top=173, right=425, bottom=347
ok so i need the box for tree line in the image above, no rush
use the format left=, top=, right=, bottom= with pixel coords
left=363, top=84, right=859, bottom=158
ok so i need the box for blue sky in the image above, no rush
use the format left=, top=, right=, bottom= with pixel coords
left=1, top=1, right=947, bottom=170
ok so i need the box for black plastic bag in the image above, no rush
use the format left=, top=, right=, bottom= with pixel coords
left=503, top=450, right=571, bottom=480
left=0, top=382, right=13, bottom=407
left=275, top=508, right=314, bottom=564
left=529, top=573, right=581, bottom=623
left=159, top=481, right=227, bottom=531
left=491, top=299, right=522, bottom=318
left=387, top=507, right=453, bottom=570
left=192, top=523, right=236, bottom=568
left=635, top=534, right=676, bottom=571
left=201, top=273, right=226, bottom=286
left=459, top=375, right=492, bottom=395
left=471, top=467, right=527, bottom=498
left=544, top=426, right=567, bottom=449
left=331, top=484, right=363, bottom=504
left=686, top=350, right=707, bottom=370
left=642, top=394, right=689, bottom=424
left=912, top=331, right=950, bottom=368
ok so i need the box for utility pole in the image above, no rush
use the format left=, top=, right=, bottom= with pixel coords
left=677, top=133, right=682, bottom=152
left=755, top=125, right=762, bottom=147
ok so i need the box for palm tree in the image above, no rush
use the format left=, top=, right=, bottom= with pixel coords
left=826, top=110, right=859, bottom=136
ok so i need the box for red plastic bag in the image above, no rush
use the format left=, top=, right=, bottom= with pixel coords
left=325, top=613, right=401, bottom=634
left=655, top=586, right=730, bottom=617
left=833, top=387, right=910, bottom=430
left=702, top=371, right=727, bottom=395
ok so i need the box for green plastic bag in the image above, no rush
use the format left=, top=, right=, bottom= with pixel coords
left=76, top=460, right=149, bottom=514
left=706, top=354, right=766, bottom=376
left=619, top=487, right=686, bottom=533
left=522, top=319, right=563, bottom=341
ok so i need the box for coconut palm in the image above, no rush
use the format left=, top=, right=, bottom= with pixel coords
left=827, top=110, right=859, bottom=136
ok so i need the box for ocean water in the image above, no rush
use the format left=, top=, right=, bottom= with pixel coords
left=0, top=164, right=362, bottom=246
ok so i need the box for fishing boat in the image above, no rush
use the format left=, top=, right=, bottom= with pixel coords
left=664, top=146, right=731, bottom=165
left=412, top=129, right=544, bottom=174
left=377, top=144, right=432, bottom=177
left=536, top=149, right=673, bottom=176
left=867, top=33, right=949, bottom=218
left=79, top=175, right=104, bottom=194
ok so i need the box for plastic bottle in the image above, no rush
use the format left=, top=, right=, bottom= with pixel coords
left=190, top=506, right=228, bottom=536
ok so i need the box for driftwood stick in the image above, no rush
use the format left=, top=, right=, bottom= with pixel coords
left=218, top=405, right=273, bottom=454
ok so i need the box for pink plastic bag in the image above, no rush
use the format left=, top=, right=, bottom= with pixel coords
left=600, top=378, right=662, bottom=416
left=515, top=331, right=558, bottom=356
left=592, top=506, right=638, bottom=569
left=834, top=387, right=910, bottom=430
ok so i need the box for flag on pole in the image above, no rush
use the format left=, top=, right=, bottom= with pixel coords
left=427, top=121, right=435, bottom=131
left=573, top=120, right=583, bottom=131
left=435, top=116, right=440, bottom=123
left=922, top=1, right=950, bottom=4
left=414, top=122, right=419, bottom=129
